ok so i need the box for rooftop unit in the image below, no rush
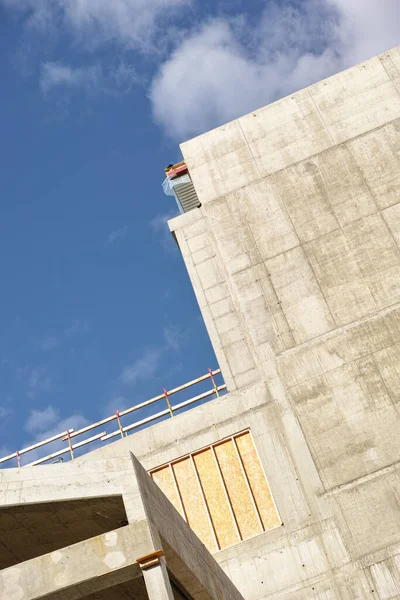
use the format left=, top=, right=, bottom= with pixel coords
left=163, top=161, right=201, bottom=214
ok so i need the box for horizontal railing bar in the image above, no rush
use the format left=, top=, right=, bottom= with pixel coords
left=64, top=415, right=117, bottom=440
left=65, top=369, right=222, bottom=439
left=0, top=368, right=224, bottom=466
left=73, top=432, right=107, bottom=450
left=123, top=385, right=226, bottom=434
left=101, top=385, right=226, bottom=442
left=118, top=393, right=165, bottom=418
left=101, top=409, right=171, bottom=442
left=166, top=369, right=221, bottom=397
left=24, top=432, right=106, bottom=467
left=0, top=429, right=75, bottom=464
left=118, top=369, right=222, bottom=418
left=25, top=448, right=69, bottom=467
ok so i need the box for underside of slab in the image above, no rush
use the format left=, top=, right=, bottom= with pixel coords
left=0, top=496, right=127, bottom=570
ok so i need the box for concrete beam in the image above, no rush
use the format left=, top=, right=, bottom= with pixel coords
left=0, top=521, right=153, bottom=600
left=0, top=457, right=136, bottom=508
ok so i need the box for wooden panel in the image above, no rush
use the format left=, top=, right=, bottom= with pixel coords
left=235, top=432, right=281, bottom=531
left=172, top=458, right=217, bottom=551
left=194, top=449, right=239, bottom=549
left=215, top=439, right=261, bottom=540
left=151, top=467, right=183, bottom=518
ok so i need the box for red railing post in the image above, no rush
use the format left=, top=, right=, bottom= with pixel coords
left=208, top=368, right=220, bottom=397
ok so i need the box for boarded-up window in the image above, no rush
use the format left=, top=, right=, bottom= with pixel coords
left=150, top=430, right=281, bottom=551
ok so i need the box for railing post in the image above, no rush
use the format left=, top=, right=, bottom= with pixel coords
left=208, top=368, right=220, bottom=398
left=16, top=450, right=21, bottom=468
left=115, top=410, right=124, bottom=438
left=163, top=388, right=174, bottom=418
left=66, top=429, right=75, bottom=460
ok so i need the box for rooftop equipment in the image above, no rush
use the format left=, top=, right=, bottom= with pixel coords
left=163, top=161, right=201, bottom=214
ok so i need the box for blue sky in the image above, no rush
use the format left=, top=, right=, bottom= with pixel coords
left=0, top=0, right=398, bottom=464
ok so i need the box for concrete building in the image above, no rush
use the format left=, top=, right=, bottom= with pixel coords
left=2, top=44, right=400, bottom=599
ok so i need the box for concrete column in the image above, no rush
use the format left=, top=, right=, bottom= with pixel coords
left=142, top=560, right=175, bottom=600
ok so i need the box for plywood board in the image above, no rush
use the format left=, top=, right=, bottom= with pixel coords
left=215, top=439, right=261, bottom=540
left=235, top=432, right=281, bottom=531
left=194, top=448, right=239, bottom=549
left=151, top=466, right=183, bottom=518
left=172, top=458, right=217, bottom=551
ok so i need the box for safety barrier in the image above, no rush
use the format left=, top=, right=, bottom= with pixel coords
left=0, top=368, right=226, bottom=468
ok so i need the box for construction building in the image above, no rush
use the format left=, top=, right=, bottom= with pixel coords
left=2, top=44, right=400, bottom=599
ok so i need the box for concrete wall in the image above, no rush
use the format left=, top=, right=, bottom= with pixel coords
left=166, top=46, right=400, bottom=599
left=76, top=47, right=400, bottom=599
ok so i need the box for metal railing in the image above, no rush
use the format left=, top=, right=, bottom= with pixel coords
left=0, top=368, right=226, bottom=468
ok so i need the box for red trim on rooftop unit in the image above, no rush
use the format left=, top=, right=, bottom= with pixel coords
left=166, top=164, right=188, bottom=178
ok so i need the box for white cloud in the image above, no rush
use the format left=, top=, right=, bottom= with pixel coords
left=25, top=405, right=58, bottom=434
left=150, top=211, right=176, bottom=232
left=120, top=348, right=162, bottom=385
left=164, top=324, right=189, bottom=351
left=149, top=210, right=178, bottom=252
left=2, top=0, right=400, bottom=139
left=38, top=412, right=90, bottom=440
left=107, top=225, right=128, bottom=245
left=0, top=446, right=11, bottom=462
left=110, top=62, right=142, bottom=92
left=40, top=61, right=141, bottom=96
left=0, top=406, right=12, bottom=419
left=19, top=366, right=52, bottom=399
left=24, top=405, right=90, bottom=462
left=40, top=336, right=59, bottom=351
left=64, top=319, right=89, bottom=336
left=329, top=0, right=400, bottom=64
left=102, top=394, right=130, bottom=418
left=150, top=0, right=400, bottom=139
left=40, top=61, right=102, bottom=94
left=2, top=0, right=187, bottom=52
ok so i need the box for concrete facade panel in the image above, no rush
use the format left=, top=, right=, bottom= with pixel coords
left=343, top=213, right=400, bottom=309
left=313, top=145, right=377, bottom=227
left=383, top=202, right=400, bottom=247
left=266, top=246, right=335, bottom=343
left=227, top=179, right=299, bottom=260
left=239, top=89, right=333, bottom=178
left=272, top=162, right=340, bottom=243
left=332, top=470, right=400, bottom=557
left=348, top=121, right=400, bottom=210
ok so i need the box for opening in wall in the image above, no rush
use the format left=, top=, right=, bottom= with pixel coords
left=150, top=430, right=281, bottom=552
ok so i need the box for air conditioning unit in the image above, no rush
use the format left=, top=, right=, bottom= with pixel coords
left=163, top=162, right=201, bottom=214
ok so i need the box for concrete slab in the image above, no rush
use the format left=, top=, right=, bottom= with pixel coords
left=0, top=496, right=126, bottom=570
